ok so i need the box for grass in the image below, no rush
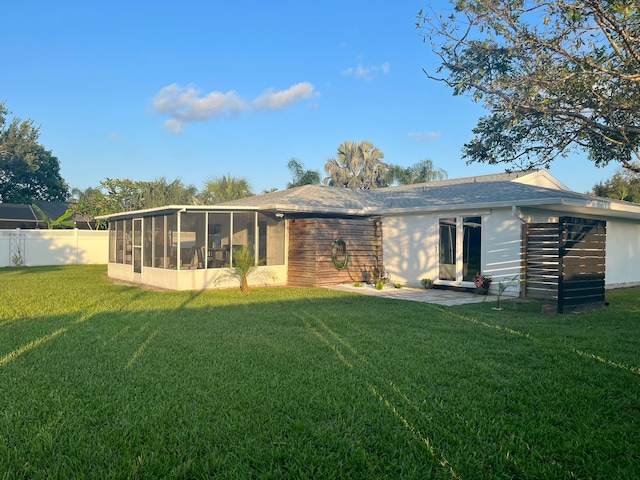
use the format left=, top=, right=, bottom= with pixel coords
left=0, top=265, right=639, bottom=479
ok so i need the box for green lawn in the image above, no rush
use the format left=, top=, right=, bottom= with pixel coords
left=1, top=265, right=639, bottom=479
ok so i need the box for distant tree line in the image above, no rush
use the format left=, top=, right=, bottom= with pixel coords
left=9, top=99, right=637, bottom=230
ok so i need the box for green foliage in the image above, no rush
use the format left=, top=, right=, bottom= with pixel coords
left=492, top=274, right=522, bottom=309
left=99, top=178, right=145, bottom=212
left=67, top=187, right=111, bottom=229
left=0, top=265, right=639, bottom=478
left=0, top=102, right=68, bottom=203
left=323, top=140, right=389, bottom=189
left=591, top=165, right=640, bottom=203
left=219, top=245, right=274, bottom=293
left=199, top=174, right=253, bottom=204
left=138, top=176, right=198, bottom=207
left=10, top=239, right=24, bottom=267
left=370, top=259, right=389, bottom=287
left=287, top=158, right=321, bottom=188
left=421, top=278, right=434, bottom=289
left=31, top=204, right=74, bottom=229
left=230, top=245, right=258, bottom=293
left=387, top=158, right=448, bottom=185
left=418, top=1, right=640, bottom=173
left=67, top=177, right=199, bottom=226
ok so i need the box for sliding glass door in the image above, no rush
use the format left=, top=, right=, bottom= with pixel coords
left=439, top=216, right=482, bottom=283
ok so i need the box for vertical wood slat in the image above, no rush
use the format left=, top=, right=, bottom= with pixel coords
left=287, top=217, right=382, bottom=287
left=557, top=217, right=606, bottom=313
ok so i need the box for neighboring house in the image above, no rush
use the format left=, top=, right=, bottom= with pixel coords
left=0, top=201, right=91, bottom=229
left=98, top=171, right=640, bottom=311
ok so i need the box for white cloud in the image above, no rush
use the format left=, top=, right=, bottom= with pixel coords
left=407, top=131, right=442, bottom=143
left=152, top=82, right=317, bottom=134
left=342, top=62, right=390, bottom=81
left=253, top=82, right=317, bottom=111
left=152, top=83, right=245, bottom=134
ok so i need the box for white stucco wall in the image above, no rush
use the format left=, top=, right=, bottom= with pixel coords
left=605, top=219, right=640, bottom=288
left=481, top=208, right=523, bottom=296
left=382, top=207, right=571, bottom=295
left=382, top=208, right=526, bottom=293
left=107, top=263, right=287, bottom=291
left=382, top=213, right=439, bottom=288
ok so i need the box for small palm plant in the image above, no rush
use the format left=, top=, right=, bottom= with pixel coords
left=230, top=246, right=258, bottom=293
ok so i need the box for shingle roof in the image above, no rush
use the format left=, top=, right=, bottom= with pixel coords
left=98, top=170, right=640, bottom=221
left=0, top=201, right=85, bottom=228
left=216, top=170, right=640, bottom=219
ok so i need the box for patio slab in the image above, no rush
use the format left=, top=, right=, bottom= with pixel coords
left=325, top=284, right=493, bottom=306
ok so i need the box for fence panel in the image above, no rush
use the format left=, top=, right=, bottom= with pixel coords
left=0, top=229, right=108, bottom=267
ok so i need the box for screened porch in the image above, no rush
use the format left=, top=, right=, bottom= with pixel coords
left=103, top=207, right=287, bottom=290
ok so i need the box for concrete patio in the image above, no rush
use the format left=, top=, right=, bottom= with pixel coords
left=326, top=284, right=496, bottom=306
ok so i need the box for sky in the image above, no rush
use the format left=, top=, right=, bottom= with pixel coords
left=1, top=0, right=622, bottom=196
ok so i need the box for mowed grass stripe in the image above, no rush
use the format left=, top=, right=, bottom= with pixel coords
left=0, top=265, right=638, bottom=478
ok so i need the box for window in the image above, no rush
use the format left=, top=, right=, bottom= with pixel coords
left=124, top=219, right=132, bottom=265
left=166, top=213, right=177, bottom=270
left=143, top=217, right=153, bottom=267
left=258, top=213, right=285, bottom=265
left=109, top=221, right=118, bottom=263
left=439, top=216, right=482, bottom=283
left=439, top=218, right=456, bottom=281
left=153, top=215, right=166, bottom=268
left=180, top=212, right=206, bottom=269
left=207, top=213, right=231, bottom=268
left=232, top=212, right=255, bottom=266
left=462, top=216, right=482, bottom=282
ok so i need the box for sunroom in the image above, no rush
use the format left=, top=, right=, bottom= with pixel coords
left=100, top=206, right=287, bottom=290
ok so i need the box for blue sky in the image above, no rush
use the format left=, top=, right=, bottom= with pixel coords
left=2, top=0, right=620, bottom=195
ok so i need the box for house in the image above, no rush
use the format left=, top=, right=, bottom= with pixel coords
left=0, top=201, right=92, bottom=229
left=98, top=171, right=640, bottom=311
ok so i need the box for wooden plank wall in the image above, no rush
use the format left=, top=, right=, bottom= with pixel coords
left=558, top=217, right=606, bottom=313
left=287, top=217, right=382, bottom=287
left=524, top=222, right=560, bottom=301
left=524, top=218, right=606, bottom=313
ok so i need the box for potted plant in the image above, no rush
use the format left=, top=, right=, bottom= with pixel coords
left=420, top=278, right=434, bottom=289
left=472, top=272, right=492, bottom=295
left=370, top=260, right=389, bottom=290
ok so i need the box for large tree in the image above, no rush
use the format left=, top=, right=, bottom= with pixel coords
left=199, top=175, right=253, bottom=204
left=323, top=140, right=389, bottom=189
left=387, top=158, right=448, bottom=185
left=590, top=164, right=640, bottom=202
left=286, top=158, right=321, bottom=188
left=0, top=103, right=68, bottom=203
left=68, top=178, right=199, bottom=228
left=139, top=177, right=198, bottom=208
left=418, top=1, right=640, bottom=173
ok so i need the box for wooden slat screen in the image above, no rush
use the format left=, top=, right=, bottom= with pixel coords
left=558, top=217, right=606, bottom=313
left=287, top=217, right=382, bottom=287
left=524, top=222, right=560, bottom=301
left=524, top=217, right=606, bottom=313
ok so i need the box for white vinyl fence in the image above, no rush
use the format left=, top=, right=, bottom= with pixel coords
left=0, top=229, right=108, bottom=267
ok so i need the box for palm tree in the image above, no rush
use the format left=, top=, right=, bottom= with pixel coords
left=323, top=140, right=389, bottom=189
left=287, top=158, right=321, bottom=188
left=199, top=175, right=253, bottom=204
left=140, top=177, right=199, bottom=208
left=387, top=159, right=448, bottom=185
